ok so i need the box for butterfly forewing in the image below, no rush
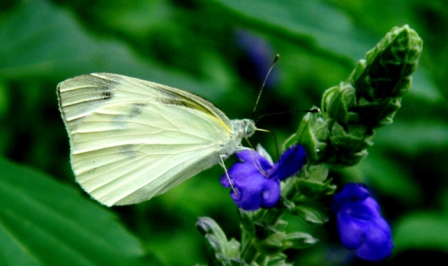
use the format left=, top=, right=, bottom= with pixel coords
left=58, top=73, right=234, bottom=206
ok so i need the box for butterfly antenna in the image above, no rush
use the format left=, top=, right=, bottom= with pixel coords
left=255, top=108, right=320, bottom=160
left=251, top=54, right=280, bottom=120
left=256, top=107, right=320, bottom=123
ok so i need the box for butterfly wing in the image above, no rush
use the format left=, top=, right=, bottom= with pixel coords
left=57, top=73, right=234, bottom=206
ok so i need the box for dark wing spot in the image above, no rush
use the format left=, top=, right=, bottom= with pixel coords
left=120, top=144, right=137, bottom=159
left=129, top=103, right=147, bottom=118
left=133, top=103, right=147, bottom=108
left=157, top=98, right=188, bottom=107
left=155, top=93, right=218, bottom=119
left=130, top=107, right=141, bottom=118
left=102, top=91, right=112, bottom=100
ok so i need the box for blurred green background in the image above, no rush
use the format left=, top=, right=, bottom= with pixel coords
left=0, top=0, right=447, bottom=265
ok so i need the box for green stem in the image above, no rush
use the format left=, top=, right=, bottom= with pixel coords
left=240, top=208, right=284, bottom=263
left=240, top=236, right=258, bottom=263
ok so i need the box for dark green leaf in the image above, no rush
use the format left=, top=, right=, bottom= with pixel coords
left=294, top=205, right=328, bottom=225
left=394, top=212, right=448, bottom=253
left=0, top=159, right=145, bottom=266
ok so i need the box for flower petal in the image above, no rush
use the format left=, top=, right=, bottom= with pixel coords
left=268, top=145, right=307, bottom=181
left=220, top=149, right=280, bottom=211
left=336, top=211, right=364, bottom=249
left=220, top=149, right=272, bottom=188
left=235, top=149, right=273, bottom=171
left=332, top=183, right=393, bottom=261
left=220, top=147, right=305, bottom=211
left=230, top=174, right=280, bottom=211
left=355, top=221, right=393, bottom=260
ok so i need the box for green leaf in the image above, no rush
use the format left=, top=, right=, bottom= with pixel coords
left=374, top=119, right=448, bottom=156
left=263, top=255, right=290, bottom=266
left=197, top=217, right=242, bottom=265
left=394, top=212, right=448, bottom=253
left=84, top=0, right=172, bottom=37
left=0, top=0, right=225, bottom=100
left=354, top=150, right=422, bottom=205
left=301, top=164, right=330, bottom=183
left=286, top=111, right=328, bottom=163
left=294, top=205, right=328, bottom=225
left=408, top=70, right=443, bottom=103
left=252, top=227, right=319, bottom=254
left=283, top=232, right=319, bottom=250
left=0, top=158, right=145, bottom=266
left=294, top=179, right=335, bottom=200
left=213, top=0, right=438, bottom=102
left=213, top=0, right=374, bottom=61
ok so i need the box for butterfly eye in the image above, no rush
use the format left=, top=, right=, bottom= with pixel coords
left=244, top=119, right=256, bottom=137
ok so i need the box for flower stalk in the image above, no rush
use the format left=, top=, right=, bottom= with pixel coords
left=289, top=25, right=423, bottom=167
left=198, top=25, right=422, bottom=265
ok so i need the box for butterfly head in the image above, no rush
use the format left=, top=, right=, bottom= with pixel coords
left=241, top=119, right=256, bottom=138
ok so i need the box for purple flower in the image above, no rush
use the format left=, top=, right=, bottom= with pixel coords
left=331, top=183, right=394, bottom=261
left=235, top=29, right=279, bottom=88
left=220, top=145, right=307, bottom=211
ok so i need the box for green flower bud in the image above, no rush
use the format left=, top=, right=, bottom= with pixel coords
left=290, top=25, right=422, bottom=167
left=284, top=109, right=328, bottom=162
left=327, top=123, right=375, bottom=166
left=351, top=25, right=423, bottom=102
left=353, top=95, right=402, bottom=127
left=321, top=83, right=359, bottom=126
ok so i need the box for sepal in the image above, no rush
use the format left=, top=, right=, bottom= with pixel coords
left=294, top=178, right=336, bottom=200
left=321, top=84, right=359, bottom=126
left=327, top=123, right=374, bottom=166
left=284, top=109, right=328, bottom=162
left=293, top=204, right=329, bottom=225
left=252, top=220, right=319, bottom=255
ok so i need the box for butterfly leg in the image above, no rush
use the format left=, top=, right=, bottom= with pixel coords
left=219, top=154, right=239, bottom=196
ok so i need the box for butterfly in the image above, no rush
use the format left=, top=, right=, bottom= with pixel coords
left=57, top=73, right=256, bottom=206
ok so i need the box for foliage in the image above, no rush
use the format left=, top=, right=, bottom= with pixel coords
left=1, top=0, right=447, bottom=265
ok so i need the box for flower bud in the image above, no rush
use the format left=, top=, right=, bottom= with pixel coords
left=291, top=25, right=422, bottom=167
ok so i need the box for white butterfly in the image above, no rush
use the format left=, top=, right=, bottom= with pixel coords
left=57, top=73, right=256, bottom=206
